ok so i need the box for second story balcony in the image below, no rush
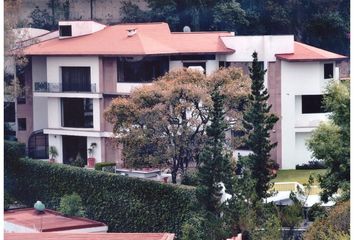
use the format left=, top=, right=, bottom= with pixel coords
left=34, top=82, right=97, bottom=93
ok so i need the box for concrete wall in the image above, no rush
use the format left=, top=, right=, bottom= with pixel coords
left=47, top=56, right=100, bottom=91
left=280, top=61, right=332, bottom=169
left=59, top=21, right=105, bottom=38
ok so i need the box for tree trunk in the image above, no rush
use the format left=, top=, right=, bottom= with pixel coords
left=171, top=169, right=177, bottom=184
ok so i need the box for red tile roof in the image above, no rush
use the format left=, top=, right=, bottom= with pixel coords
left=4, top=208, right=107, bottom=232
left=276, top=41, right=347, bottom=61
left=24, top=22, right=233, bottom=56
left=5, top=233, right=175, bottom=240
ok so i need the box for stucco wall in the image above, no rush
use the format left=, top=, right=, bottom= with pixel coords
left=48, top=134, right=63, bottom=163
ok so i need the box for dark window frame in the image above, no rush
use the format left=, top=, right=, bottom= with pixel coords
left=301, top=95, right=327, bottom=114
left=61, top=98, right=93, bottom=128
left=18, top=118, right=26, bottom=131
left=117, top=57, right=169, bottom=83
left=59, top=25, right=72, bottom=37
left=324, top=63, right=334, bottom=79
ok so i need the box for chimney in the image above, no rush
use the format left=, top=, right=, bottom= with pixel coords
left=127, top=28, right=137, bottom=37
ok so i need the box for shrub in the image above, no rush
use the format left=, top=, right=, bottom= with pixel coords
left=4, top=191, right=14, bottom=210
left=4, top=140, right=25, bottom=164
left=279, top=203, right=303, bottom=228
left=307, top=203, right=327, bottom=222
left=181, top=170, right=199, bottom=186
left=295, top=161, right=326, bottom=170
left=6, top=158, right=197, bottom=237
left=95, top=162, right=116, bottom=171
left=303, top=201, right=350, bottom=239
left=59, top=193, right=85, bottom=217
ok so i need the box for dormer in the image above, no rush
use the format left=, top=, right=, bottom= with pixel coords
left=59, top=21, right=106, bottom=39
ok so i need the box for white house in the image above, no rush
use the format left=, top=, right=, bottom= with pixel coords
left=18, top=21, right=348, bottom=169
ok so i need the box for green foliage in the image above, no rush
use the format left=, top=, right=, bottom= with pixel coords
left=181, top=170, right=199, bottom=186
left=4, top=191, right=14, bottom=210
left=307, top=81, right=350, bottom=202
left=6, top=158, right=197, bottom=236
left=242, top=52, right=279, bottom=199
left=196, top=83, right=233, bottom=218
left=303, top=201, right=350, bottom=240
left=94, top=162, right=116, bottom=171
left=69, top=152, right=86, bottom=168
left=4, top=140, right=26, bottom=164
left=212, top=0, right=248, bottom=32
left=279, top=203, right=303, bottom=228
left=59, top=192, right=85, bottom=217
left=30, top=6, right=53, bottom=30
left=307, top=203, right=327, bottom=222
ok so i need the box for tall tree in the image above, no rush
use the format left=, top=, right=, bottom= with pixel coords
left=105, top=68, right=250, bottom=183
left=242, top=52, right=279, bottom=199
left=196, top=82, right=233, bottom=216
left=307, top=81, right=350, bottom=202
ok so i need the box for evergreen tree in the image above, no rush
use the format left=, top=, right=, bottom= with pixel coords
left=243, top=52, right=279, bottom=199
left=196, top=82, right=233, bottom=216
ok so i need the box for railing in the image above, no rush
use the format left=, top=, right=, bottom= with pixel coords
left=34, top=82, right=97, bottom=93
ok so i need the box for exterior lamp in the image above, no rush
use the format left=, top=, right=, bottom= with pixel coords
left=34, top=200, right=45, bottom=213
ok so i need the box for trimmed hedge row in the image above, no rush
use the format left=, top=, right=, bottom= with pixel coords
left=95, top=162, right=116, bottom=171
left=6, top=157, right=197, bottom=236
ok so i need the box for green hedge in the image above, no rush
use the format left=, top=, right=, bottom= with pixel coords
left=95, top=162, right=116, bottom=171
left=4, top=140, right=25, bottom=163
left=6, top=158, right=197, bottom=236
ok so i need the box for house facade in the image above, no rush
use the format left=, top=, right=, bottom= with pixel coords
left=19, top=21, right=348, bottom=169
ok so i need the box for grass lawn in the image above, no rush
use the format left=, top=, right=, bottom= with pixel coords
left=272, top=169, right=326, bottom=185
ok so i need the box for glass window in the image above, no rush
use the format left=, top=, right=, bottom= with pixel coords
left=18, top=118, right=26, bottom=131
left=62, top=67, right=91, bottom=92
left=302, top=95, right=327, bottom=114
left=4, top=102, right=15, bottom=122
left=62, top=98, right=93, bottom=128
left=324, top=63, right=334, bottom=79
left=117, top=57, right=169, bottom=83
left=28, top=131, right=49, bottom=159
left=59, top=25, right=72, bottom=37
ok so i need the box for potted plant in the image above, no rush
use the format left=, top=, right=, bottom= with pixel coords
left=87, top=143, right=97, bottom=168
left=49, top=146, right=58, bottom=163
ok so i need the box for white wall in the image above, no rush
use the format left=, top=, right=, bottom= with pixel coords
left=47, top=98, right=62, bottom=128
left=33, top=97, right=48, bottom=131
left=116, top=82, right=151, bottom=94
left=169, top=61, right=183, bottom=71
left=48, top=134, right=63, bottom=163
left=46, top=56, right=100, bottom=92
left=281, top=61, right=331, bottom=168
left=59, top=21, right=105, bottom=38
left=221, top=35, right=294, bottom=62
left=87, top=137, right=102, bottom=163
left=295, top=132, right=314, bottom=166
left=93, top=99, right=100, bottom=131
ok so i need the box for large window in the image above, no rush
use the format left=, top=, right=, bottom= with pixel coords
left=28, top=130, right=49, bottom=159
left=117, top=57, right=169, bottom=83
left=62, top=67, right=91, bottom=92
left=302, top=95, right=327, bottom=114
left=324, top=63, right=334, bottom=79
left=62, top=98, right=93, bottom=128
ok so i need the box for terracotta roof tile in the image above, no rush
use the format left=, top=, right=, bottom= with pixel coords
left=5, top=233, right=175, bottom=240
left=4, top=208, right=107, bottom=232
left=276, top=41, right=347, bottom=61
left=24, top=22, right=233, bottom=56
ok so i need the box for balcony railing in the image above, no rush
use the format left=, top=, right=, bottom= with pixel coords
left=34, top=82, right=97, bottom=93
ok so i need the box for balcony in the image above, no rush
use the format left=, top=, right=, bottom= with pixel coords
left=34, top=82, right=97, bottom=93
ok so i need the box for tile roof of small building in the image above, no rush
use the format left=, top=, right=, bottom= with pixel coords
left=24, top=22, right=234, bottom=56
left=276, top=41, right=347, bottom=61
left=4, top=233, right=175, bottom=240
left=4, top=208, right=107, bottom=232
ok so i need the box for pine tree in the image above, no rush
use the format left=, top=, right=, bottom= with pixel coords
left=196, top=82, right=233, bottom=216
left=243, top=52, right=279, bottom=199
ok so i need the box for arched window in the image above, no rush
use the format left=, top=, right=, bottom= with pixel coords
left=28, top=130, right=48, bottom=159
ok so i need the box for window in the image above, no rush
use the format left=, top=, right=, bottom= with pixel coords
left=62, top=98, right=93, bottom=128
left=302, top=95, right=327, bottom=114
left=183, top=62, right=206, bottom=73
left=28, top=130, right=49, bottom=159
left=59, top=25, right=72, bottom=37
left=4, top=102, right=15, bottom=122
left=18, top=118, right=26, bottom=131
left=117, top=57, right=169, bottom=83
left=62, top=67, right=91, bottom=92
left=324, top=63, right=333, bottom=79
left=219, top=61, right=231, bottom=69
left=170, top=54, right=215, bottom=61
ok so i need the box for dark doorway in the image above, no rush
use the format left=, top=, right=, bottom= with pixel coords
left=62, top=136, right=87, bottom=166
